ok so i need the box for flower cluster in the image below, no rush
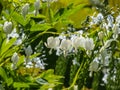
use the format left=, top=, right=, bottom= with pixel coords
left=45, top=35, right=95, bottom=56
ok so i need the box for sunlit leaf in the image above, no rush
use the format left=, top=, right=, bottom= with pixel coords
left=13, top=82, right=29, bottom=88
left=30, top=23, right=52, bottom=31
left=16, top=55, right=25, bottom=67
left=1, top=38, right=16, bottom=56
left=12, top=12, right=29, bottom=26
left=6, top=78, right=13, bottom=86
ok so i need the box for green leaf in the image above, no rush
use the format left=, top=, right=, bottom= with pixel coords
left=0, top=67, right=8, bottom=82
left=6, top=78, right=13, bottom=86
left=13, top=82, right=29, bottom=88
left=28, top=14, right=46, bottom=19
left=0, top=84, right=5, bottom=90
left=12, top=12, right=29, bottom=26
left=1, top=38, right=16, bottom=56
left=16, top=55, right=25, bottom=67
left=30, top=23, right=52, bottom=31
left=29, top=53, right=41, bottom=59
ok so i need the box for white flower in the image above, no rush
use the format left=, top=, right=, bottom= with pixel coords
left=45, top=36, right=60, bottom=49
left=89, top=61, right=99, bottom=72
left=97, top=13, right=104, bottom=21
left=60, top=39, right=72, bottom=51
left=33, top=57, right=46, bottom=69
left=116, top=15, right=120, bottom=23
left=34, top=0, right=40, bottom=10
left=113, top=24, right=120, bottom=39
left=72, top=58, right=80, bottom=66
left=102, top=74, right=108, bottom=84
left=107, top=15, right=114, bottom=28
left=72, top=36, right=85, bottom=49
left=3, top=21, right=12, bottom=34
left=11, top=52, right=19, bottom=64
left=21, top=3, right=29, bottom=18
left=25, top=45, right=33, bottom=56
left=84, top=38, right=94, bottom=50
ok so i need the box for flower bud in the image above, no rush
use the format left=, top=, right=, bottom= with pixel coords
left=98, top=31, right=104, bottom=40
left=3, top=21, right=12, bottom=34
left=25, top=45, right=33, bottom=56
left=21, top=3, right=29, bottom=18
left=34, top=0, right=40, bottom=11
left=11, top=52, right=19, bottom=64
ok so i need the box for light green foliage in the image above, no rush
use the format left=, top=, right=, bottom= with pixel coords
left=0, top=0, right=120, bottom=90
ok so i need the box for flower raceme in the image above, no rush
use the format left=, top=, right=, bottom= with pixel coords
left=45, top=36, right=95, bottom=56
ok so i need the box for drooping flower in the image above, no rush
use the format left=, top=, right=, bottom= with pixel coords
left=84, top=38, right=94, bottom=50
left=3, top=21, right=12, bottom=34
left=89, top=61, right=99, bottom=72
left=72, top=36, right=85, bottom=51
left=45, top=36, right=60, bottom=49
left=89, top=61, right=99, bottom=77
left=21, top=3, right=29, bottom=18
left=60, top=39, right=72, bottom=56
left=60, top=39, right=72, bottom=52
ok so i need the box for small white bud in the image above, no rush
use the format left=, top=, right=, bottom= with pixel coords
left=21, top=3, right=29, bottom=18
left=3, top=21, right=12, bottom=34
left=34, top=0, right=40, bottom=10
left=98, top=31, right=104, bottom=40
left=11, top=52, right=19, bottom=64
left=25, top=45, right=33, bottom=56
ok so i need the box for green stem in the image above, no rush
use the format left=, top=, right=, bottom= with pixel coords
left=67, top=61, right=84, bottom=89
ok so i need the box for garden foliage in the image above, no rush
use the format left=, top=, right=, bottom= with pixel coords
left=0, top=0, right=120, bottom=90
